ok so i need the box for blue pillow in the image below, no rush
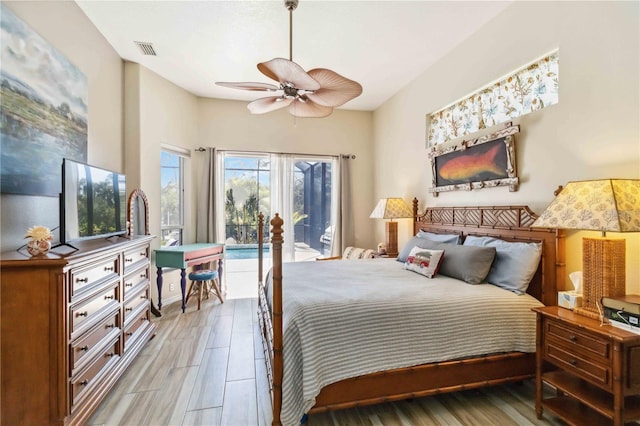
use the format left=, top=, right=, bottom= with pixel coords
left=398, top=236, right=435, bottom=262
left=463, top=235, right=542, bottom=294
left=416, top=230, right=461, bottom=245
left=398, top=238, right=495, bottom=284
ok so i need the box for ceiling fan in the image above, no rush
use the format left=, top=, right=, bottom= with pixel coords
left=215, top=0, right=363, bottom=118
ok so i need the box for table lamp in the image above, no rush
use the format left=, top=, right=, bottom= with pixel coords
left=532, top=179, right=640, bottom=319
left=369, top=198, right=413, bottom=257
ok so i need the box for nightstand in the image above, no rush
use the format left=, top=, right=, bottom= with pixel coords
left=533, top=306, right=640, bottom=426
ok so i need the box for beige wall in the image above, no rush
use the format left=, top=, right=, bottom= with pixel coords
left=124, top=63, right=199, bottom=304
left=373, top=1, right=640, bottom=292
left=0, top=1, right=123, bottom=252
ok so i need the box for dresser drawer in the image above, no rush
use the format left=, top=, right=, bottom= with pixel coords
left=70, top=285, right=119, bottom=339
left=123, top=308, right=150, bottom=352
left=123, top=287, right=149, bottom=326
left=123, top=245, right=149, bottom=274
left=123, top=265, right=149, bottom=299
left=545, top=339, right=611, bottom=388
left=70, top=311, right=120, bottom=375
left=545, top=319, right=611, bottom=363
left=71, top=338, right=120, bottom=407
left=70, top=255, right=120, bottom=299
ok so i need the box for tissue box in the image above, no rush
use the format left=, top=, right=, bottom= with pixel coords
left=558, top=291, right=582, bottom=310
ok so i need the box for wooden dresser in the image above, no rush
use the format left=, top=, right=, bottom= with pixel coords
left=1, top=235, right=156, bottom=425
left=533, top=306, right=640, bottom=426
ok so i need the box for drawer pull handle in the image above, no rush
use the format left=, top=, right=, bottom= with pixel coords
left=125, top=307, right=133, bottom=312
left=139, top=252, right=146, bottom=256
left=104, top=266, right=114, bottom=272
left=126, top=331, right=133, bottom=336
left=76, top=277, right=88, bottom=283
left=569, top=359, right=577, bottom=366
left=80, top=380, right=88, bottom=386
left=79, top=345, right=89, bottom=352
left=76, top=311, right=88, bottom=317
left=125, top=257, right=133, bottom=262
left=104, top=295, right=114, bottom=300
left=140, top=295, right=147, bottom=300
left=140, top=274, right=147, bottom=278
left=125, top=282, right=133, bottom=287
left=570, top=335, right=577, bottom=342
left=106, top=324, right=115, bottom=329
left=105, top=352, right=115, bottom=358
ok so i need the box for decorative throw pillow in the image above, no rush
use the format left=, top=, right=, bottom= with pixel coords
left=403, top=246, right=445, bottom=278
left=416, top=230, right=462, bottom=245
left=399, top=238, right=496, bottom=284
left=463, top=235, right=543, bottom=294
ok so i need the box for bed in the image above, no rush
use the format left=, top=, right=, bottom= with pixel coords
left=257, top=200, right=566, bottom=425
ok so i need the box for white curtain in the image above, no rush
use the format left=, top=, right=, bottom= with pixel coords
left=270, top=153, right=296, bottom=262
left=330, top=154, right=354, bottom=256
left=196, top=147, right=221, bottom=243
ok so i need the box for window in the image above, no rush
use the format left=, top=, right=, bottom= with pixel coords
left=428, top=50, right=559, bottom=146
left=160, top=149, right=185, bottom=247
left=223, top=155, right=270, bottom=244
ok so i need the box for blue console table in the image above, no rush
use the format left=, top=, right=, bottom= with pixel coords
left=154, top=243, right=224, bottom=312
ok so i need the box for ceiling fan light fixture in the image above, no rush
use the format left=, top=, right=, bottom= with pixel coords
left=215, top=0, right=362, bottom=118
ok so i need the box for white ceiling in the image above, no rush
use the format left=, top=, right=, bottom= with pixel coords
left=76, top=1, right=511, bottom=112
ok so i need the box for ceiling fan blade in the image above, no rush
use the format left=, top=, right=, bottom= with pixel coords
left=258, top=58, right=320, bottom=91
left=306, top=68, right=363, bottom=107
left=288, top=99, right=333, bottom=118
left=216, top=82, right=280, bottom=92
left=247, top=96, right=293, bottom=114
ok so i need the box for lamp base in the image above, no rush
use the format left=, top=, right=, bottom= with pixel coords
left=385, top=221, right=399, bottom=257
left=574, top=237, right=625, bottom=320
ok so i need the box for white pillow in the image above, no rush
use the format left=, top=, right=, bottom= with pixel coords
left=403, top=246, right=445, bottom=278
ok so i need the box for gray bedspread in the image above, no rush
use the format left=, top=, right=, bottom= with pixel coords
left=265, top=258, right=543, bottom=426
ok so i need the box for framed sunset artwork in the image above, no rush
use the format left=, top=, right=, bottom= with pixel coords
left=428, top=123, right=519, bottom=196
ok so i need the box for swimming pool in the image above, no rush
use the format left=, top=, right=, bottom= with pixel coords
left=225, top=245, right=271, bottom=260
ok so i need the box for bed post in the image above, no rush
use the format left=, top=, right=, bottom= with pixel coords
left=258, top=212, right=264, bottom=284
left=270, top=213, right=284, bottom=426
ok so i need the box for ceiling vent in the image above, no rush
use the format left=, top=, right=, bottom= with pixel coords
left=134, top=41, right=157, bottom=56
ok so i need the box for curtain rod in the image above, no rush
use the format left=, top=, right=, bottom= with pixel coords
left=194, top=147, right=355, bottom=159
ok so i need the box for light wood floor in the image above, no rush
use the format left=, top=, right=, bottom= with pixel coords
left=89, top=297, right=568, bottom=426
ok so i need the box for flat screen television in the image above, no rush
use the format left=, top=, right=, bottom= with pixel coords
left=60, top=158, right=127, bottom=245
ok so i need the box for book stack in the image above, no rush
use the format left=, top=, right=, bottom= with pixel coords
left=602, top=294, right=640, bottom=334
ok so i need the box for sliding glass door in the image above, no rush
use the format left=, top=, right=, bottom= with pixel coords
left=221, top=152, right=335, bottom=261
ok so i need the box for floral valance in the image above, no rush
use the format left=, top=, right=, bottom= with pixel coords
left=428, top=51, right=559, bottom=146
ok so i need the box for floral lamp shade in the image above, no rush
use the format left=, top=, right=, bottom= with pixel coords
left=532, top=179, right=640, bottom=320
left=532, top=179, right=640, bottom=233
left=369, top=198, right=413, bottom=220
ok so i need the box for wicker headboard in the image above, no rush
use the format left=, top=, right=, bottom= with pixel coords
left=411, top=199, right=565, bottom=306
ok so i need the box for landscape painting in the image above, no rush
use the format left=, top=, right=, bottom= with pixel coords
left=0, top=4, right=87, bottom=196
